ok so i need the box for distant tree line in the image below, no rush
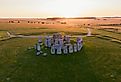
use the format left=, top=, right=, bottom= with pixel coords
left=60, top=22, right=66, bottom=24
left=9, top=21, right=14, bottom=23
left=27, top=21, right=67, bottom=24
left=8, top=21, right=20, bottom=23
left=98, top=24, right=121, bottom=26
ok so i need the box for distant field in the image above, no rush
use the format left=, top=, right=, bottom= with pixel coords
left=0, top=18, right=121, bottom=34
left=0, top=23, right=88, bottom=35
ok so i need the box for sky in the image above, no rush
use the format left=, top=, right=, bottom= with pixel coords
left=0, top=0, right=121, bottom=18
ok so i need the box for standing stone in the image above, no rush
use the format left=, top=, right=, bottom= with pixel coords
left=74, top=44, right=77, bottom=52
left=67, top=36, right=70, bottom=43
left=55, top=39, right=58, bottom=45
left=51, top=38, right=54, bottom=45
left=57, top=45, right=62, bottom=55
left=77, top=43, right=82, bottom=51
left=45, top=36, right=48, bottom=47
left=69, top=44, right=73, bottom=53
left=77, top=37, right=83, bottom=45
left=38, top=36, right=42, bottom=43
left=63, top=45, right=68, bottom=54
left=78, top=40, right=81, bottom=44
left=77, top=43, right=80, bottom=51
left=59, top=33, right=62, bottom=39
left=38, top=36, right=42, bottom=45
left=37, top=43, right=41, bottom=51
left=59, top=39, right=63, bottom=46
left=51, top=45, right=55, bottom=55
left=36, top=43, right=41, bottom=56
left=77, top=37, right=80, bottom=42
left=45, top=36, right=51, bottom=47
left=48, top=38, right=51, bottom=47
left=64, top=36, right=67, bottom=41
left=59, top=34, right=62, bottom=39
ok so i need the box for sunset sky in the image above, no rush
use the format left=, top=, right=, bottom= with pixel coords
left=0, top=0, right=121, bottom=18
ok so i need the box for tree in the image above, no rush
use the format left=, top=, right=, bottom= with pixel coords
left=18, top=21, right=20, bottom=23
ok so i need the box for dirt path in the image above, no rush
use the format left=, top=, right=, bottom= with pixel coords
left=6, top=31, right=91, bottom=38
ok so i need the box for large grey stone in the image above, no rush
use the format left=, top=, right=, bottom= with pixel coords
left=51, top=46, right=55, bottom=54
left=63, top=45, right=68, bottom=54
left=74, top=44, right=77, bottom=52
left=69, top=44, right=73, bottom=53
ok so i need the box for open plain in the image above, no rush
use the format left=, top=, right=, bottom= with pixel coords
left=0, top=17, right=121, bottom=82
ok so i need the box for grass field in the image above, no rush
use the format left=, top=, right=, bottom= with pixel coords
left=92, top=27, right=121, bottom=40
left=0, top=23, right=87, bottom=35
left=0, top=20, right=121, bottom=82
left=0, top=31, right=9, bottom=40
left=0, top=36, right=121, bottom=82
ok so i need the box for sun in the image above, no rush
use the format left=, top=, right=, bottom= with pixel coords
left=54, top=0, right=82, bottom=17
left=44, top=0, right=83, bottom=17
left=57, top=5, right=81, bottom=18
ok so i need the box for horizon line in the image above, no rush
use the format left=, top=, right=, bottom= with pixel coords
left=0, top=16, right=121, bottom=19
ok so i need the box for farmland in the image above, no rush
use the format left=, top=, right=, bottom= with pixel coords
left=0, top=18, right=121, bottom=82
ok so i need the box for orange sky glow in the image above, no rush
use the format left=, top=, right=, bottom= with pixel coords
left=0, top=0, right=121, bottom=18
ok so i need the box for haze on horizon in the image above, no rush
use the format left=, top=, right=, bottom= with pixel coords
left=0, top=0, right=121, bottom=18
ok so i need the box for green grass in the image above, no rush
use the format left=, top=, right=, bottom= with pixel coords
left=0, top=37, right=121, bottom=82
left=0, top=31, right=9, bottom=40
left=91, top=28, right=121, bottom=41
left=0, top=23, right=87, bottom=35
left=84, top=37, right=121, bottom=82
left=0, top=23, right=121, bottom=82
